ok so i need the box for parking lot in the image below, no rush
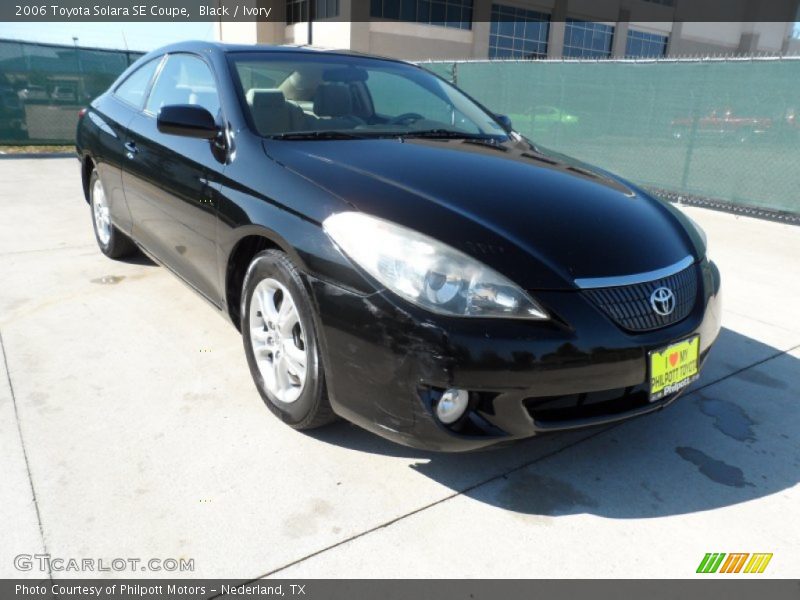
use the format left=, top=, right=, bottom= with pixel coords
left=1, top=157, right=798, bottom=579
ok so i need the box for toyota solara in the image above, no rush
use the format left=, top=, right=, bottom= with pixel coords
left=75, top=42, right=721, bottom=451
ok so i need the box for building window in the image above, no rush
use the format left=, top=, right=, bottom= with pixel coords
left=370, top=0, right=474, bottom=31
left=563, top=19, right=614, bottom=58
left=625, top=29, right=668, bottom=57
left=489, top=3, right=550, bottom=59
left=286, top=0, right=340, bottom=24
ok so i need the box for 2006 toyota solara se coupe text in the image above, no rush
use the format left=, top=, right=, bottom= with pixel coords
left=76, top=42, right=721, bottom=451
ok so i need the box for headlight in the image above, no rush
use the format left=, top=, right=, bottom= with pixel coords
left=323, top=212, right=548, bottom=320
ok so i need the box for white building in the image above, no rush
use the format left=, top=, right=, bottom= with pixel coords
left=216, top=0, right=796, bottom=61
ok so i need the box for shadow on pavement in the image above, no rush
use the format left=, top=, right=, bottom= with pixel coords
left=122, top=251, right=158, bottom=267
left=309, top=327, right=798, bottom=518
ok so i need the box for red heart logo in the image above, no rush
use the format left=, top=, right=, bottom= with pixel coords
left=669, top=352, right=679, bottom=367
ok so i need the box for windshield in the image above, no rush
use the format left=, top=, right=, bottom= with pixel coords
left=228, top=52, right=508, bottom=140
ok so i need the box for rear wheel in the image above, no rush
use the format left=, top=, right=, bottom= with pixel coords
left=89, top=168, right=136, bottom=259
left=241, top=249, right=336, bottom=429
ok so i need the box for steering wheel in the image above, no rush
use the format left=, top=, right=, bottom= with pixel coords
left=389, top=112, right=425, bottom=126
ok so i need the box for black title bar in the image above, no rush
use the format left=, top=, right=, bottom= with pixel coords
left=2, top=0, right=800, bottom=22
left=3, top=579, right=800, bottom=600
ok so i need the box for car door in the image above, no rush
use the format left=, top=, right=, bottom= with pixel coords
left=122, top=52, right=225, bottom=305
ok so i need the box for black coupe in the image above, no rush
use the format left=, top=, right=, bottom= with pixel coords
left=76, top=42, right=721, bottom=451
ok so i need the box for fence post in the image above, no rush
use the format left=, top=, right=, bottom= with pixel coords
left=680, top=69, right=703, bottom=192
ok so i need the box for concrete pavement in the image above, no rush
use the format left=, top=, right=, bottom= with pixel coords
left=0, top=158, right=797, bottom=579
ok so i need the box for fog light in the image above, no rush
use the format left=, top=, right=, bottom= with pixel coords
left=435, top=388, right=469, bottom=424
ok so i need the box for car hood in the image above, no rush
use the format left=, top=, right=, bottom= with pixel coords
left=263, top=136, right=699, bottom=291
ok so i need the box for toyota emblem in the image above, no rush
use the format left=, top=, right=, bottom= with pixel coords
left=650, top=286, right=676, bottom=316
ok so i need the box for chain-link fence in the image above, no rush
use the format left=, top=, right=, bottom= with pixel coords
left=0, top=39, right=143, bottom=145
left=423, top=57, right=800, bottom=216
left=2, top=42, right=798, bottom=215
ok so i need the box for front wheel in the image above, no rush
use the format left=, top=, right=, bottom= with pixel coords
left=241, top=249, right=337, bottom=429
left=89, top=168, right=136, bottom=259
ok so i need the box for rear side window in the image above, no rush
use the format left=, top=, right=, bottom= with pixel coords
left=145, top=54, right=221, bottom=118
left=113, top=58, right=161, bottom=109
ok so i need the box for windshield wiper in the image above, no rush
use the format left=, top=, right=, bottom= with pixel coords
left=268, top=131, right=368, bottom=141
left=397, top=129, right=501, bottom=140
left=268, top=129, right=505, bottom=142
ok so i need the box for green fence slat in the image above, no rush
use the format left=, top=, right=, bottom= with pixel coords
left=422, top=58, right=800, bottom=215
left=2, top=42, right=798, bottom=215
left=0, top=39, right=144, bottom=146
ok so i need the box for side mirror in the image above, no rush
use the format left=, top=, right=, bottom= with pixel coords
left=495, top=114, right=513, bottom=131
left=157, top=104, right=218, bottom=139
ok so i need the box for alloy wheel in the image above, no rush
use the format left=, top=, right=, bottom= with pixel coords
left=91, top=177, right=112, bottom=246
left=248, top=277, right=309, bottom=404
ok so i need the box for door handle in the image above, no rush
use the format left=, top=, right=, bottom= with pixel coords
left=124, top=141, right=138, bottom=158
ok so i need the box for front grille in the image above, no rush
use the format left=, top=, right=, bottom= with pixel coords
left=583, top=264, right=698, bottom=332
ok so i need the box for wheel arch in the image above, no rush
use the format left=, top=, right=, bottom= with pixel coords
left=81, top=153, right=95, bottom=204
left=224, top=226, right=304, bottom=331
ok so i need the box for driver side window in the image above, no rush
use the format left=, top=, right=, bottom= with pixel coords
left=145, top=54, right=220, bottom=118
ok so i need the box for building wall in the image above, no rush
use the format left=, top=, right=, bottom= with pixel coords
left=217, top=1, right=794, bottom=61
left=216, top=21, right=259, bottom=45
left=366, top=22, right=475, bottom=61
left=669, top=22, right=792, bottom=55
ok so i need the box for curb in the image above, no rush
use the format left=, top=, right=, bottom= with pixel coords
left=647, top=187, right=800, bottom=226
left=0, top=152, right=76, bottom=159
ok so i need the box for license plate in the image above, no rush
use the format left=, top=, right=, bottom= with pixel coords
left=649, top=335, right=700, bottom=401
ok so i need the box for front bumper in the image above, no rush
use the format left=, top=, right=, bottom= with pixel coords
left=308, top=259, right=722, bottom=452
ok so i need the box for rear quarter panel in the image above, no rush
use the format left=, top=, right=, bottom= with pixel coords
left=79, top=94, right=137, bottom=234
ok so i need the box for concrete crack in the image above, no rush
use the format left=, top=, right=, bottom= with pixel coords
left=0, top=330, right=51, bottom=580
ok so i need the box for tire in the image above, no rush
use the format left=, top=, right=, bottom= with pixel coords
left=241, top=249, right=337, bottom=429
left=89, top=168, right=136, bottom=259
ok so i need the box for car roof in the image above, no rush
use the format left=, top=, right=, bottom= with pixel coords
left=146, top=40, right=409, bottom=65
